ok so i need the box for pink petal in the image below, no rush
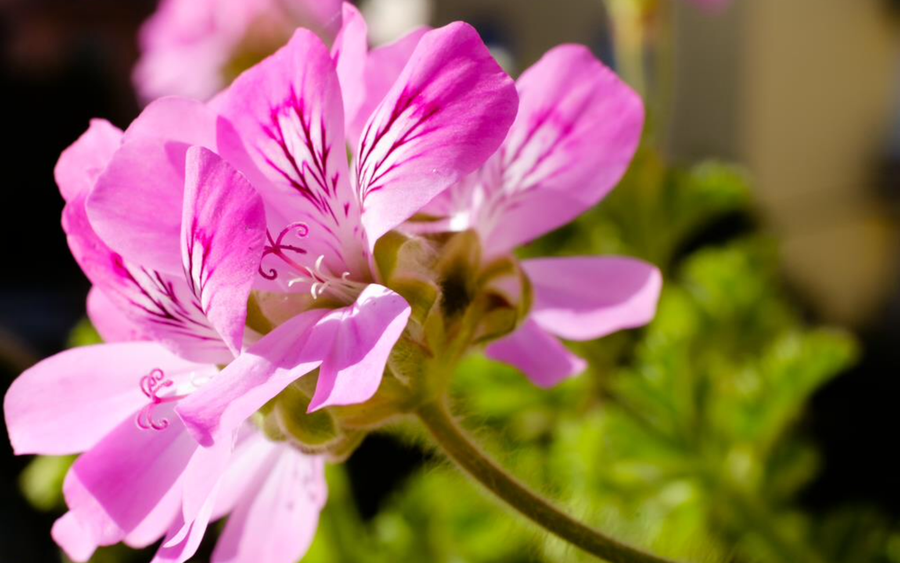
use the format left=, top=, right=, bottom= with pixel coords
left=176, top=308, right=330, bottom=447
left=212, top=448, right=326, bottom=563
left=217, top=29, right=364, bottom=284
left=134, top=0, right=343, bottom=102
left=87, top=98, right=223, bottom=274
left=355, top=22, right=517, bottom=244
left=164, top=437, right=232, bottom=549
left=181, top=147, right=266, bottom=355
left=471, top=45, right=644, bottom=255
left=349, top=27, right=428, bottom=146
left=61, top=406, right=199, bottom=551
left=55, top=119, right=123, bottom=202
left=178, top=283, right=410, bottom=442
left=332, top=4, right=429, bottom=147
left=486, top=319, right=587, bottom=388
left=87, top=286, right=146, bottom=342
left=332, top=3, right=369, bottom=138
left=64, top=197, right=232, bottom=364
left=210, top=428, right=279, bottom=520
left=3, top=343, right=212, bottom=455
left=52, top=511, right=102, bottom=562
left=524, top=257, right=662, bottom=341
left=151, top=480, right=218, bottom=563
left=309, top=284, right=410, bottom=411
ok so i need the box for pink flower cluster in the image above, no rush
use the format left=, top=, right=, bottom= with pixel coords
left=5, top=3, right=661, bottom=562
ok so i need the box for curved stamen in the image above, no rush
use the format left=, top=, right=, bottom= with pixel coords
left=135, top=368, right=179, bottom=431
left=259, top=222, right=311, bottom=280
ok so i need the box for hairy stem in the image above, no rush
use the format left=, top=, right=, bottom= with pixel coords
left=416, top=400, right=680, bottom=563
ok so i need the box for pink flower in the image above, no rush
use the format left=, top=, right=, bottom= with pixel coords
left=84, top=2, right=516, bottom=447
left=5, top=122, right=327, bottom=562
left=133, top=0, right=343, bottom=102
left=171, top=9, right=518, bottom=446
left=420, top=45, right=662, bottom=387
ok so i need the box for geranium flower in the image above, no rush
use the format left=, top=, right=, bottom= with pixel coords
left=4, top=122, right=326, bottom=563
left=80, top=0, right=517, bottom=446
left=417, top=45, right=662, bottom=387
left=133, top=0, right=343, bottom=102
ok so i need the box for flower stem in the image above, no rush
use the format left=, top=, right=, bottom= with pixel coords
left=415, top=400, right=679, bottom=563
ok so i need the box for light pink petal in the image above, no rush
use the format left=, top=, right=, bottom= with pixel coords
left=134, top=0, right=343, bottom=102
left=212, top=448, right=326, bottom=563
left=217, top=29, right=364, bottom=284
left=181, top=146, right=266, bottom=355
left=347, top=27, right=428, bottom=147
left=524, top=257, right=662, bottom=341
left=332, top=3, right=369, bottom=136
left=52, top=511, right=102, bottom=562
left=87, top=286, right=146, bottom=342
left=134, top=0, right=232, bottom=102
left=210, top=428, right=278, bottom=520
left=486, top=319, right=587, bottom=388
left=471, top=45, right=644, bottom=255
left=55, top=119, right=123, bottom=202
left=355, top=22, right=517, bottom=244
left=151, top=480, right=219, bottom=563
left=64, top=197, right=232, bottom=364
left=176, top=308, right=330, bottom=447
left=309, top=284, right=410, bottom=411
left=290, top=0, right=344, bottom=41
left=3, top=342, right=212, bottom=455
left=62, top=407, right=199, bottom=549
left=87, top=98, right=223, bottom=273
left=164, top=437, right=232, bottom=549
left=331, top=4, right=429, bottom=148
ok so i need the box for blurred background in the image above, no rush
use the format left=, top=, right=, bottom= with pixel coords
left=2, top=0, right=900, bottom=561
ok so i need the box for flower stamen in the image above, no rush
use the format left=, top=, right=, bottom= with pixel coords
left=136, top=368, right=180, bottom=431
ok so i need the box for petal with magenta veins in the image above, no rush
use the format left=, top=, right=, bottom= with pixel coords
left=472, top=45, right=644, bottom=255
left=308, top=283, right=411, bottom=411
left=64, top=197, right=232, bottom=364
left=486, top=319, right=587, bottom=388
left=332, top=3, right=429, bottom=148
left=87, top=286, right=146, bottom=343
left=181, top=146, right=266, bottom=356
left=218, top=29, right=363, bottom=283
left=355, top=22, right=518, bottom=245
left=212, top=447, right=326, bottom=563
left=87, top=97, right=229, bottom=274
left=524, top=257, right=662, bottom=341
left=3, top=342, right=213, bottom=456
left=55, top=119, right=122, bottom=202
left=349, top=27, right=429, bottom=148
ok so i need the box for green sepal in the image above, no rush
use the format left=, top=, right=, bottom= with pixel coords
left=388, top=276, right=440, bottom=327
left=435, top=230, right=482, bottom=319
left=373, top=230, right=411, bottom=282
left=272, top=379, right=341, bottom=448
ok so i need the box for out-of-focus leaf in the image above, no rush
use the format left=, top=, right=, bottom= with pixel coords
left=19, top=455, right=75, bottom=512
